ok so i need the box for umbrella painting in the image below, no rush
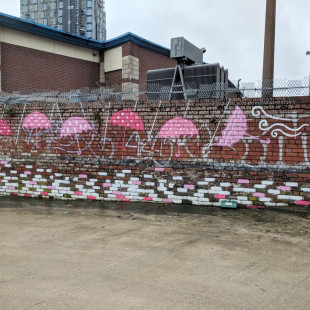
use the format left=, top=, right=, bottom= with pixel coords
left=60, top=117, right=92, bottom=155
left=158, top=117, right=199, bottom=157
left=22, top=111, right=51, bottom=148
left=0, top=119, right=13, bottom=136
left=109, top=109, right=144, bottom=150
left=215, top=106, right=270, bottom=147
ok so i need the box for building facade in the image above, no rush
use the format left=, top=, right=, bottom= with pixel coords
left=20, top=0, right=106, bottom=41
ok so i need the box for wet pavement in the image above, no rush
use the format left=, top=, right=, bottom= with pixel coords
left=0, top=197, right=309, bottom=310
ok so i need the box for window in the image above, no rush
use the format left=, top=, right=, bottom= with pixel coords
left=31, top=0, right=37, bottom=4
left=87, top=1, right=92, bottom=8
left=43, top=19, right=47, bottom=25
left=87, top=16, right=92, bottom=23
left=40, top=12, right=44, bottom=18
left=87, top=24, right=92, bottom=30
left=59, top=2, right=63, bottom=9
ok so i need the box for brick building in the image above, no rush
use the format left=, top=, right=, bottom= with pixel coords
left=0, top=12, right=176, bottom=94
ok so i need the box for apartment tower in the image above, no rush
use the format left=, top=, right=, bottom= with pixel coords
left=20, top=0, right=106, bottom=41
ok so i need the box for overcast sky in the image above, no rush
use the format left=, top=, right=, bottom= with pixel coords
left=0, top=0, right=310, bottom=83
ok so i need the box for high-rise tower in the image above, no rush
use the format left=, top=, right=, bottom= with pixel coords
left=20, top=0, right=106, bottom=41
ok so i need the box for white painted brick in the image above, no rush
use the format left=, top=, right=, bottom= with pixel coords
left=37, top=169, right=44, bottom=172
left=130, top=177, right=140, bottom=181
left=237, top=196, right=248, bottom=201
left=26, top=165, right=33, bottom=169
left=86, top=182, right=94, bottom=186
left=177, top=188, right=187, bottom=193
left=164, top=191, right=174, bottom=195
left=173, top=176, right=183, bottom=181
left=158, top=186, right=167, bottom=191
left=205, top=178, right=215, bottom=182
left=89, top=179, right=98, bottom=182
left=194, top=193, right=204, bottom=198
left=268, top=189, right=280, bottom=195
left=55, top=173, right=62, bottom=177
left=116, top=173, right=125, bottom=177
left=278, top=195, right=303, bottom=200
left=262, top=181, right=273, bottom=185
left=98, top=172, right=107, bottom=176
left=285, top=182, right=298, bottom=187
left=46, top=169, right=52, bottom=173
left=220, top=182, right=231, bottom=187
left=158, top=179, right=167, bottom=183
left=122, top=170, right=131, bottom=174
left=146, top=182, right=155, bottom=186
left=144, top=174, right=153, bottom=179
left=301, top=187, right=310, bottom=192
left=75, top=185, right=84, bottom=189
left=197, top=181, right=209, bottom=186
left=10, top=170, right=17, bottom=174
left=168, top=183, right=174, bottom=188
left=255, top=184, right=266, bottom=189
left=259, top=197, right=272, bottom=202
left=233, top=187, right=255, bottom=193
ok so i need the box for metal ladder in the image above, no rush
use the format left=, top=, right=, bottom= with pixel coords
left=169, top=65, right=188, bottom=100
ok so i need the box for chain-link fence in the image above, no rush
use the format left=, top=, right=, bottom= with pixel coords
left=1, top=77, right=309, bottom=104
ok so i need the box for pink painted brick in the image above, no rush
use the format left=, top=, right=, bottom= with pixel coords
left=246, top=205, right=257, bottom=209
left=24, top=171, right=32, bottom=175
left=113, top=191, right=122, bottom=195
left=132, top=181, right=141, bottom=185
left=87, top=196, right=96, bottom=200
left=79, top=174, right=88, bottom=179
left=116, top=194, right=125, bottom=199
left=184, top=184, right=194, bottom=190
left=48, top=186, right=55, bottom=190
left=10, top=192, right=18, bottom=196
left=24, top=194, right=32, bottom=198
left=214, top=194, right=226, bottom=199
left=238, top=179, right=249, bottom=184
left=253, top=193, right=265, bottom=198
left=144, top=197, right=153, bottom=201
left=277, top=186, right=291, bottom=191
left=155, top=167, right=165, bottom=172
left=7, top=186, right=15, bottom=190
left=102, top=183, right=112, bottom=188
left=257, top=206, right=266, bottom=209
left=296, top=200, right=309, bottom=206
left=163, top=199, right=173, bottom=203
left=121, top=198, right=130, bottom=202
left=29, top=181, right=37, bottom=185
left=0, top=161, right=8, bottom=165
left=74, top=191, right=83, bottom=196
left=40, top=192, right=48, bottom=196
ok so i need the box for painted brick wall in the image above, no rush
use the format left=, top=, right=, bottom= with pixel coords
left=0, top=97, right=309, bottom=209
left=1, top=43, right=100, bottom=92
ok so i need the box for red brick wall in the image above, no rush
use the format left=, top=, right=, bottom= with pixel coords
left=0, top=97, right=309, bottom=208
left=1, top=43, right=99, bottom=92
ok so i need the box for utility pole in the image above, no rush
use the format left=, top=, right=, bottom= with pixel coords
left=262, top=0, right=276, bottom=98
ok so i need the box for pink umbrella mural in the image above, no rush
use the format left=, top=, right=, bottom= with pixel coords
left=60, top=117, right=92, bottom=155
left=22, top=111, right=51, bottom=148
left=215, top=106, right=270, bottom=147
left=109, top=109, right=144, bottom=150
left=158, top=116, right=199, bottom=157
left=0, top=119, right=13, bottom=136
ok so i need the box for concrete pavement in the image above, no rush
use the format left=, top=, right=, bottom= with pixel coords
left=0, top=197, right=309, bottom=310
